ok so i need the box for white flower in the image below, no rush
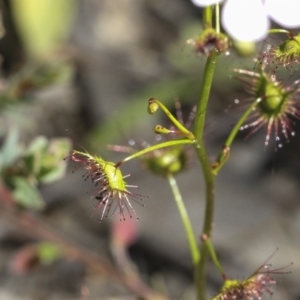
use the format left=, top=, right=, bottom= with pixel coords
left=191, top=0, right=300, bottom=42
left=222, top=0, right=269, bottom=42
left=190, top=0, right=222, bottom=7
left=265, top=0, right=300, bottom=28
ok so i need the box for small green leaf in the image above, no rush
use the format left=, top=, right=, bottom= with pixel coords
left=37, top=242, right=62, bottom=265
left=0, top=129, right=23, bottom=171
left=26, top=136, right=48, bottom=154
left=38, top=165, right=67, bottom=184
left=23, top=136, right=48, bottom=175
left=38, top=138, right=72, bottom=183
left=12, top=177, right=45, bottom=210
left=23, top=136, right=72, bottom=183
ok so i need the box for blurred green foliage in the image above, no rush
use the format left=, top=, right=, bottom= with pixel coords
left=10, top=0, right=76, bottom=59
left=0, top=130, right=71, bottom=210
left=0, top=61, right=73, bottom=106
left=0, top=0, right=76, bottom=211
left=0, top=11, right=5, bottom=38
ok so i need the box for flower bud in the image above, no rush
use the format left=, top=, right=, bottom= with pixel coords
left=153, top=125, right=171, bottom=135
left=187, top=28, right=229, bottom=56
left=147, top=98, right=159, bottom=114
left=260, top=33, right=300, bottom=69
left=234, top=68, right=300, bottom=147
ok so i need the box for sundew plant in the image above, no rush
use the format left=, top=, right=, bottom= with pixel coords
left=68, top=1, right=300, bottom=300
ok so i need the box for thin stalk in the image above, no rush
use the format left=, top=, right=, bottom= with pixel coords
left=268, top=29, right=290, bottom=35
left=193, top=50, right=218, bottom=300
left=204, top=236, right=225, bottom=279
left=117, top=139, right=194, bottom=167
left=212, top=98, right=260, bottom=176
left=167, top=173, right=200, bottom=266
left=148, top=98, right=195, bottom=140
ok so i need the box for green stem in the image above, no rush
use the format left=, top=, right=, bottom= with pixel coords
left=205, top=237, right=225, bottom=278
left=116, top=139, right=194, bottom=167
left=268, top=29, right=290, bottom=35
left=148, top=98, right=195, bottom=140
left=215, top=3, right=220, bottom=33
left=212, top=97, right=260, bottom=176
left=193, top=50, right=218, bottom=300
left=167, top=173, right=200, bottom=266
left=203, top=6, right=213, bottom=27
left=194, top=51, right=218, bottom=141
left=195, top=148, right=215, bottom=300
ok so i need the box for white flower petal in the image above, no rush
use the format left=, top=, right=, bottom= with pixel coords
left=191, top=0, right=223, bottom=7
left=222, top=0, right=270, bottom=42
left=265, top=0, right=300, bottom=28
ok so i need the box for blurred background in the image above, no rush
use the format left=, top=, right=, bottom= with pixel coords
left=0, top=0, right=299, bottom=299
